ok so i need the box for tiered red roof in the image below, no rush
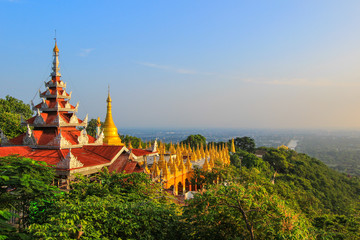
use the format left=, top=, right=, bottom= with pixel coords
left=0, top=145, right=141, bottom=172
left=0, top=42, right=149, bottom=176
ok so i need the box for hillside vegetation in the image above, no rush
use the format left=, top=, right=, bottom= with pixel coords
left=1, top=137, right=360, bottom=239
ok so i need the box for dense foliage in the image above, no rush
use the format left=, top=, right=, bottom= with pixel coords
left=120, top=135, right=145, bottom=149
left=1, top=135, right=360, bottom=239
left=0, top=95, right=33, bottom=138
left=180, top=134, right=206, bottom=148
left=0, top=156, right=58, bottom=239
left=28, top=170, right=181, bottom=239
left=84, top=118, right=104, bottom=138
left=233, top=136, right=256, bottom=153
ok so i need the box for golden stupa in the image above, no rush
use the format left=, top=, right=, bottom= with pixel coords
left=103, top=89, right=123, bottom=145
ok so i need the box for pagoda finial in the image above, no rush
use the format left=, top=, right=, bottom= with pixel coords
left=51, top=38, right=61, bottom=77
left=107, top=85, right=112, bottom=103
left=53, top=41, right=59, bottom=53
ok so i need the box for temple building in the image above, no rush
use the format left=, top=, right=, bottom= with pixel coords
left=0, top=41, right=146, bottom=188
left=143, top=141, right=230, bottom=195
left=0, top=41, right=230, bottom=194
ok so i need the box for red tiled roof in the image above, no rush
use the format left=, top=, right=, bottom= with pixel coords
left=34, top=129, right=57, bottom=145
left=84, top=145, right=125, bottom=160
left=26, top=149, right=62, bottom=165
left=34, top=99, right=75, bottom=109
left=40, top=89, right=69, bottom=96
left=20, top=148, right=111, bottom=169
left=131, top=148, right=154, bottom=157
left=108, top=154, right=143, bottom=174
left=9, top=128, right=96, bottom=146
left=123, top=161, right=138, bottom=173
left=0, top=146, right=33, bottom=157
left=60, top=148, right=111, bottom=169
left=108, top=155, right=128, bottom=173
left=9, top=133, right=26, bottom=145
left=0, top=144, right=142, bottom=173
left=26, top=112, right=77, bottom=125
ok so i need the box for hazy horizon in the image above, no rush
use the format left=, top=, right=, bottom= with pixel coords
left=1, top=1, right=360, bottom=129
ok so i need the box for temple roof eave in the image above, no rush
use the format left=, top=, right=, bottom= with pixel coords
left=39, top=94, right=71, bottom=99
left=33, top=107, right=77, bottom=112
left=23, top=122, right=88, bottom=128
left=45, top=81, right=66, bottom=89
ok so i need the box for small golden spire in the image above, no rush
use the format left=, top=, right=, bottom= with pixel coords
left=231, top=138, right=236, bottom=153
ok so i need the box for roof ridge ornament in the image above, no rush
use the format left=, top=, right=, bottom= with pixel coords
left=47, top=130, right=72, bottom=149
left=23, top=124, right=37, bottom=146
left=34, top=109, right=45, bottom=125
left=57, top=148, right=84, bottom=169
left=95, top=130, right=104, bottom=145
left=77, top=129, right=89, bottom=145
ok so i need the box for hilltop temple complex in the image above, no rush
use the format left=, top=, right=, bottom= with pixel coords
left=0, top=41, right=231, bottom=194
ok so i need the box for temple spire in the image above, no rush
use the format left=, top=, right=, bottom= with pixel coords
left=103, top=88, right=122, bottom=145
left=51, top=40, right=61, bottom=77
left=231, top=138, right=236, bottom=153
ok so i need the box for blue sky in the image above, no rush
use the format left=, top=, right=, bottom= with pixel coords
left=1, top=0, right=360, bottom=129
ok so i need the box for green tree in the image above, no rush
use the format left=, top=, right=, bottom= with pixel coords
left=313, top=214, right=360, bottom=239
left=233, top=136, right=255, bottom=153
left=120, top=135, right=145, bottom=148
left=183, top=181, right=311, bottom=239
left=181, top=134, right=206, bottom=148
left=85, top=118, right=104, bottom=138
left=230, top=153, right=242, bottom=168
left=242, top=152, right=269, bottom=170
left=0, top=156, right=58, bottom=232
left=0, top=95, right=33, bottom=138
left=262, top=148, right=291, bottom=173
left=28, top=169, right=182, bottom=239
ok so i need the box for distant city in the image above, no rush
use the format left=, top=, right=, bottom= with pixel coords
left=120, top=128, right=360, bottom=176
left=119, top=128, right=360, bottom=147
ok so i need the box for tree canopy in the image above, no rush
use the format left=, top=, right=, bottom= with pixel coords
left=233, top=136, right=256, bottom=153
left=0, top=95, right=33, bottom=138
left=120, top=135, right=145, bottom=149
left=28, top=169, right=181, bottom=239
left=1, top=137, right=360, bottom=239
left=0, top=155, right=58, bottom=237
left=84, top=118, right=104, bottom=138
left=180, top=134, right=206, bottom=148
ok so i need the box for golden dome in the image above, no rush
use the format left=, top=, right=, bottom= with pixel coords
left=53, top=42, right=59, bottom=53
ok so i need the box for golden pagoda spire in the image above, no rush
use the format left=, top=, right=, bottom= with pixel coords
left=203, top=158, right=210, bottom=172
left=103, top=87, right=122, bottom=145
left=231, top=138, right=236, bottom=153
left=138, top=139, right=142, bottom=149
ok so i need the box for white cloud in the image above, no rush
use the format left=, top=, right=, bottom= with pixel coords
left=137, top=62, right=213, bottom=75
left=78, top=48, right=94, bottom=57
